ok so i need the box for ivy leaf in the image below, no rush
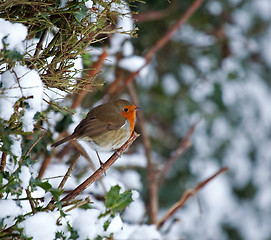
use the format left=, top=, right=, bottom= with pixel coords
left=55, top=114, right=73, bottom=133
left=5, top=50, right=23, bottom=60
left=67, top=221, right=79, bottom=240
left=105, top=185, right=133, bottom=215
left=50, top=188, right=64, bottom=201
left=33, top=179, right=52, bottom=192
left=74, top=4, right=88, bottom=22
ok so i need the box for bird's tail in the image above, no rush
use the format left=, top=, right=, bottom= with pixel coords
left=51, top=135, right=74, bottom=148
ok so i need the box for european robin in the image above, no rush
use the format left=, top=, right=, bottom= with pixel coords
left=51, top=99, right=139, bottom=165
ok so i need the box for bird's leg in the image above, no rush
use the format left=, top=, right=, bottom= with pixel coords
left=95, top=150, right=105, bottom=174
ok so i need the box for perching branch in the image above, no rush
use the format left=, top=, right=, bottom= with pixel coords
left=60, top=131, right=140, bottom=203
left=156, top=167, right=229, bottom=229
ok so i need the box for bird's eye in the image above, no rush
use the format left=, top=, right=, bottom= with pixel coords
left=123, top=107, right=128, bottom=112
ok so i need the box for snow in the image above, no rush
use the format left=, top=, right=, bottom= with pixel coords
left=106, top=214, right=123, bottom=233
left=1, top=0, right=271, bottom=239
left=42, top=163, right=78, bottom=190
left=206, top=1, right=223, bottom=15
left=109, top=1, right=134, bottom=55
left=0, top=199, right=21, bottom=219
left=85, top=0, right=93, bottom=9
left=0, top=65, right=43, bottom=131
left=0, top=18, right=27, bottom=52
left=19, top=166, right=31, bottom=189
left=20, top=212, right=57, bottom=240
left=252, top=0, right=271, bottom=20
left=114, top=223, right=162, bottom=240
left=232, top=9, right=252, bottom=31
left=129, top=224, right=162, bottom=240
left=260, top=27, right=271, bottom=67
left=179, top=64, right=196, bottom=84
left=174, top=24, right=216, bottom=47
left=123, top=197, right=145, bottom=223
left=121, top=170, right=142, bottom=190
left=162, top=74, right=180, bottom=96
left=119, top=55, right=146, bottom=72
left=72, top=209, right=104, bottom=239
left=123, top=41, right=134, bottom=56
left=10, top=134, right=22, bottom=158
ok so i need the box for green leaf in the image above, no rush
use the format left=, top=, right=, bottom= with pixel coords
left=74, top=4, right=88, bottom=22
left=50, top=188, right=64, bottom=201
left=33, top=179, right=52, bottom=192
left=103, top=219, right=110, bottom=231
left=105, top=185, right=133, bottom=214
left=67, top=221, right=79, bottom=240
left=5, top=50, right=23, bottom=60
left=55, top=115, right=73, bottom=133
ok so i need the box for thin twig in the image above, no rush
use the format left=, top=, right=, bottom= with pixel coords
left=156, top=167, right=229, bottom=229
left=26, top=188, right=36, bottom=214
left=60, top=132, right=140, bottom=203
left=71, top=141, right=96, bottom=170
left=20, top=130, right=47, bottom=164
left=71, top=49, right=108, bottom=109
left=38, top=156, right=52, bottom=179
left=133, top=10, right=168, bottom=23
left=65, top=197, right=92, bottom=212
left=33, top=29, right=48, bottom=58
left=71, top=141, right=107, bottom=194
left=108, top=0, right=205, bottom=98
left=58, top=153, right=80, bottom=191
left=158, top=121, right=200, bottom=185
left=0, top=152, right=7, bottom=172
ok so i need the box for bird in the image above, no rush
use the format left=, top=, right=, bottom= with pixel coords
left=51, top=99, right=139, bottom=166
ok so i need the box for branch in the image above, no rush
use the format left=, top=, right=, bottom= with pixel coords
left=133, top=10, right=168, bottom=23
left=60, top=132, right=140, bottom=203
left=157, top=121, right=200, bottom=185
left=0, top=152, right=7, bottom=172
left=109, top=0, right=206, bottom=98
left=20, top=130, right=47, bottom=164
left=33, top=29, right=48, bottom=59
left=37, top=156, right=52, bottom=179
left=71, top=141, right=107, bottom=194
left=71, top=49, right=108, bottom=109
left=156, top=167, right=229, bottom=229
left=58, top=153, right=80, bottom=191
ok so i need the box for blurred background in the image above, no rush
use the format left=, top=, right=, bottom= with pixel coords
left=1, top=0, right=270, bottom=239
left=102, top=0, right=271, bottom=239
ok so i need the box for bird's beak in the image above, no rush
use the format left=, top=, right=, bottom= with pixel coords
left=134, top=106, right=141, bottom=111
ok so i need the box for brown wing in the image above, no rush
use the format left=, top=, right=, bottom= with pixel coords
left=72, top=103, right=126, bottom=139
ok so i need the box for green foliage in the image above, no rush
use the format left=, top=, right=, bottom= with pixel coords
left=4, top=50, right=24, bottom=61
left=55, top=114, right=74, bottom=133
left=31, top=178, right=63, bottom=201
left=0, top=0, right=136, bottom=94
left=0, top=171, right=22, bottom=197
left=66, top=221, right=79, bottom=240
left=104, top=185, right=133, bottom=215
left=100, top=185, right=133, bottom=231
left=0, top=0, right=138, bottom=237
